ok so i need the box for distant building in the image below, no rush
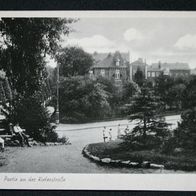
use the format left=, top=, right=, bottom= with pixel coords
left=91, top=51, right=130, bottom=87
left=149, top=62, right=190, bottom=78
left=191, top=68, right=196, bottom=75
left=91, top=51, right=191, bottom=87
left=130, top=58, right=147, bottom=80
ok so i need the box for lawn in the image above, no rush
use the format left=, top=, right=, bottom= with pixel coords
left=87, top=141, right=196, bottom=171
left=0, top=155, right=6, bottom=167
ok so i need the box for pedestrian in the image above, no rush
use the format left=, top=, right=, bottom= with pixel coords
left=102, top=126, right=107, bottom=143
left=117, top=124, right=121, bottom=139
left=12, top=123, right=31, bottom=147
left=124, top=125, right=129, bottom=135
left=0, top=137, right=4, bottom=152
left=109, top=128, right=112, bottom=141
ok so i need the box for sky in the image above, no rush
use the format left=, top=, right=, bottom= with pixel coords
left=47, top=16, right=196, bottom=70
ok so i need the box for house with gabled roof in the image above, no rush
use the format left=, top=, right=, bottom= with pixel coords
left=149, top=62, right=190, bottom=78
left=90, top=51, right=191, bottom=87
left=91, top=51, right=130, bottom=87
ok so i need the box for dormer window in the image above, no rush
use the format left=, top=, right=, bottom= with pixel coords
left=100, top=69, right=105, bottom=77
left=116, top=58, right=120, bottom=66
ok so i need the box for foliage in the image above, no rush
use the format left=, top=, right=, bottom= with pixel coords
left=6, top=93, right=58, bottom=142
left=134, top=68, right=145, bottom=87
left=174, top=108, right=196, bottom=150
left=56, top=46, right=94, bottom=77
left=174, top=76, right=196, bottom=151
left=122, top=81, right=139, bottom=104
left=181, top=75, right=196, bottom=109
left=59, top=76, right=110, bottom=123
left=154, top=74, right=174, bottom=109
left=0, top=18, right=74, bottom=96
left=96, top=76, right=119, bottom=109
left=57, top=136, right=70, bottom=144
left=0, top=77, right=12, bottom=103
left=123, top=82, right=170, bottom=149
left=154, top=74, right=188, bottom=110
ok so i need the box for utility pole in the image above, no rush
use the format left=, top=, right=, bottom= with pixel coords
left=56, top=63, right=60, bottom=124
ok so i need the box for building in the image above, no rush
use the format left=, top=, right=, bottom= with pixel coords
left=91, top=51, right=191, bottom=87
left=91, top=51, right=130, bottom=87
left=191, top=68, right=196, bottom=75
left=149, top=62, right=190, bottom=78
left=130, top=58, right=147, bottom=80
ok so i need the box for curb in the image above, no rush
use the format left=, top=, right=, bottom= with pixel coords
left=82, top=144, right=164, bottom=170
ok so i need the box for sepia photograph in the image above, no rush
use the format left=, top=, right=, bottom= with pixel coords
left=0, top=11, right=196, bottom=187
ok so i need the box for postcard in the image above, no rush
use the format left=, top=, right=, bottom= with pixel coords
left=0, top=11, right=196, bottom=190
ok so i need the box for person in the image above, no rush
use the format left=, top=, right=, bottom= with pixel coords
left=108, top=128, right=112, bottom=141
left=12, top=123, right=31, bottom=147
left=117, top=124, right=121, bottom=139
left=124, top=125, right=129, bottom=135
left=102, top=126, right=107, bottom=143
left=0, top=137, right=4, bottom=152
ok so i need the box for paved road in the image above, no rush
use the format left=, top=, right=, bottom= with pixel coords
left=0, top=115, right=186, bottom=173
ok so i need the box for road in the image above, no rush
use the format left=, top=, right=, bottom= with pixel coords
left=0, top=115, right=186, bottom=173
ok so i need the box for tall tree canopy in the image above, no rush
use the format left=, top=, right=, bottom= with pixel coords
left=124, top=82, right=169, bottom=149
left=134, top=68, right=145, bottom=87
left=56, top=46, right=94, bottom=77
left=174, top=76, right=196, bottom=150
left=59, top=76, right=110, bottom=123
left=0, top=18, right=74, bottom=96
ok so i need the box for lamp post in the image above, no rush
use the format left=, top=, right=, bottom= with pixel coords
left=56, top=63, right=60, bottom=124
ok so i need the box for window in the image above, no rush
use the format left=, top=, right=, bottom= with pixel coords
left=152, top=72, right=155, bottom=77
left=116, top=59, right=120, bottom=66
left=115, top=69, right=120, bottom=80
left=100, top=69, right=105, bottom=77
left=147, top=72, right=151, bottom=77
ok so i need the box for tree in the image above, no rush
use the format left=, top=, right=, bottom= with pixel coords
left=56, top=46, right=94, bottom=77
left=134, top=68, right=145, bottom=87
left=96, top=76, right=118, bottom=109
left=122, top=81, right=139, bottom=104
left=0, top=18, right=74, bottom=96
left=168, top=83, right=186, bottom=110
left=174, top=76, right=196, bottom=150
left=154, top=74, right=174, bottom=109
left=59, top=76, right=110, bottom=123
left=174, top=108, right=196, bottom=150
left=123, top=82, right=170, bottom=149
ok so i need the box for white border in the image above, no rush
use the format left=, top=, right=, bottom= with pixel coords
left=0, top=10, right=196, bottom=18
left=0, top=173, right=196, bottom=190
left=0, top=11, right=196, bottom=191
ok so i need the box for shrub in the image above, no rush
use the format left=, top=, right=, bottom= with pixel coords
left=9, top=93, right=59, bottom=142
left=57, top=136, right=70, bottom=144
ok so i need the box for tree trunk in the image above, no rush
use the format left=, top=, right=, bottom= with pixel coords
left=143, top=116, right=147, bottom=144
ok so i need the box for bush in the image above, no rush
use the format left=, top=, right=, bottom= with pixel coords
left=57, top=136, right=70, bottom=144
left=59, top=76, right=111, bottom=123
left=9, top=93, right=59, bottom=142
left=121, top=134, right=163, bottom=151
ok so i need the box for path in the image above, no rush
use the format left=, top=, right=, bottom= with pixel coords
left=0, top=115, right=186, bottom=173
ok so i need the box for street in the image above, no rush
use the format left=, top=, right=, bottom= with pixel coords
left=0, top=115, right=187, bottom=173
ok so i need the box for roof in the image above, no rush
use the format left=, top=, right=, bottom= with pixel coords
left=92, top=51, right=129, bottom=68
left=191, top=69, right=196, bottom=75
left=130, top=58, right=149, bottom=71
left=147, top=67, right=162, bottom=72
left=151, top=62, right=190, bottom=70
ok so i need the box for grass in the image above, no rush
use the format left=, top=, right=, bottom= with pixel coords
left=0, top=155, right=6, bottom=167
left=87, top=141, right=196, bottom=171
